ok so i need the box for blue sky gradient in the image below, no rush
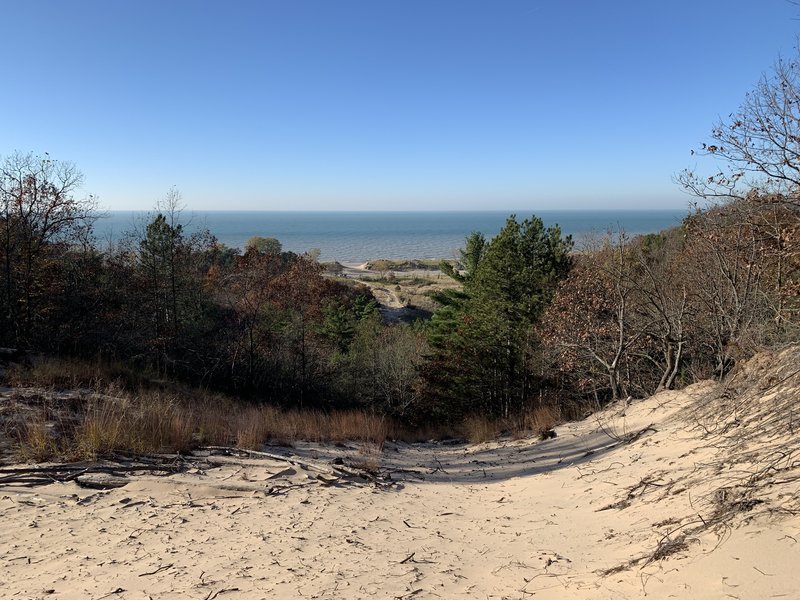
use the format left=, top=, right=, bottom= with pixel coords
left=2, top=0, right=798, bottom=210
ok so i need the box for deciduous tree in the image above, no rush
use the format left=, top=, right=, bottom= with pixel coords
left=0, top=152, right=97, bottom=347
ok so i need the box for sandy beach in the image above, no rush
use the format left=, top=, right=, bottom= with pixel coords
left=2, top=346, right=799, bottom=599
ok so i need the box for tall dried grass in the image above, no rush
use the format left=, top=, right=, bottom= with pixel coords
left=461, top=405, right=562, bottom=444
left=4, top=357, right=148, bottom=391
left=73, top=393, right=197, bottom=458
left=462, top=414, right=501, bottom=443
left=522, top=405, right=561, bottom=437
left=7, top=357, right=568, bottom=464
left=16, top=416, right=59, bottom=462
left=11, top=386, right=396, bottom=462
left=228, top=407, right=392, bottom=449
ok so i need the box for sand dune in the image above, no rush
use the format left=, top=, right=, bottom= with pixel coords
left=2, top=347, right=799, bottom=599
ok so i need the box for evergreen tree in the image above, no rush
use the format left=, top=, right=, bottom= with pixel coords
left=439, top=231, right=485, bottom=284
left=424, top=215, right=573, bottom=419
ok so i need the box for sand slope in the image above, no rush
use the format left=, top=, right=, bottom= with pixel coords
left=2, top=347, right=799, bottom=599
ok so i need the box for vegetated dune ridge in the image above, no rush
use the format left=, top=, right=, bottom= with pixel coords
left=1, top=348, right=799, bottom=599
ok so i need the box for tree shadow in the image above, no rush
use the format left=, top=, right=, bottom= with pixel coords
left=380, top=429, right=630, bottom=484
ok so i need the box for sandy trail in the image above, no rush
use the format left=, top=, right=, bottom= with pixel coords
left=2, top=348, right=800, bottom=599
left=336, top=262, right=422, bottom=323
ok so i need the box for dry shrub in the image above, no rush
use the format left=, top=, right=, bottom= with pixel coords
left=650, top=534, right=693, bottom=561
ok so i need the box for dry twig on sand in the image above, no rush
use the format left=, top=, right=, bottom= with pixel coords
left=199, top=445, right=395, bottom=488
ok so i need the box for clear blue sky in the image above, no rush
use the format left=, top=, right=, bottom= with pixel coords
left=1, top=0, right=798, bottom=211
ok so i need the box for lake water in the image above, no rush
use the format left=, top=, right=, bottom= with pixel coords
left=95, top=209, right=687, bottom=263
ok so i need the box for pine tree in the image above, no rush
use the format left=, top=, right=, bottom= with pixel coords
left=424, top=215, right=572, bottom=419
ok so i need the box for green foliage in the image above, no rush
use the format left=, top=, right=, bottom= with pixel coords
left=246, top=236, right=282, bottom=255
left=138, top=214, right=186, bottom=340
left=321, top=294, right=378, bottom=353
left=439, top=231, right=485, bottom=283
left=204, top=242, right=240, bottom=272
left=425, top=215, right=573, bottom=420
left=467, top=216, right=572, bottom=322
left=332, top=316, right=427, bottom=417
left=5, top=151, right=796, bottom=429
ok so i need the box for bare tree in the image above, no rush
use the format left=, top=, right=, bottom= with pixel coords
left=0, top=152, right=98, bottom=346
left=682, top=205, right=771, bottom=377
left=628, top=233, right=690, bottom=391
left=539, top=232, right=644, bottom=401
left=676, top=45, right=800, bottom=365
left=677, top=48, right=800, bottom=207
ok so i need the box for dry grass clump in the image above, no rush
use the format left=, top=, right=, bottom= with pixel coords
left=228, top=407, right=392, bottom=449
left=393, top=422, right=459, bottom=443
left=16, top=416, right=60, bottom=462
left=525, top=405, right=561, bottom=438
left=462, top=414, right=501, bottom=444
left=75, top=399, right=126, bottom=458
left=461, top=405, right=561, bottom=444
left=11, top=390, right=207, bottom=462
left=4, top=357, right=147, bottom=391
left=233, top=406, right=273, bottom=450
left=9, top=392, right=399, bottom=462
left=329, top=410, right=390, bottom=446
left=352, top=441, right=384, bottom=473
left=504, top=406, right=560, bottom=439
left=9, top=391, right=567, bottom=463
left=66, top=393, right=197, bottom=459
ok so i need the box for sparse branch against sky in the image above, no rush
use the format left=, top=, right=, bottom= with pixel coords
left=1, top=0, right=798, bottom=210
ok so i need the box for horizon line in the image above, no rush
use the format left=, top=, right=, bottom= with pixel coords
left=100, top=207, right=691, bottom=213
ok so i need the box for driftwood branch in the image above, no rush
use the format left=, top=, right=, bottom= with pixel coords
left=0, top=462, right=186, bottom=487
left=199, top=445, right=390, bottom=486
left=0, top=445, right=393, bottom=489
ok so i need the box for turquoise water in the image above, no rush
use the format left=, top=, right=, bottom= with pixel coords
left=95, top=210, right=687, bottom=263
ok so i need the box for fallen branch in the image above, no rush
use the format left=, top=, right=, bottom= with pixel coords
left=205, top=588, right=239, bottom=600
left=0, top=462, right=186, bottom=488
left=0, top=463, right=184, bottom=477
left=624, top=425, right=657, bottom=444
left=199, top=445, right=391, bottom=487
left=139, top=563, right=173, bottom=577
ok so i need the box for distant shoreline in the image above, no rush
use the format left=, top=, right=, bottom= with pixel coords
left=94, top=209, right=687, bottom=263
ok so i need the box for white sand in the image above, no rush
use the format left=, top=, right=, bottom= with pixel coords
left=2, top=347, right=799, bottom=599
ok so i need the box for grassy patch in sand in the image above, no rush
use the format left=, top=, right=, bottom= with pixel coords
left=364, top=259, right=451, bottom=272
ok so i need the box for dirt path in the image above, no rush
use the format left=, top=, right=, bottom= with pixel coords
left=337, top=262, right=427, bottom=323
